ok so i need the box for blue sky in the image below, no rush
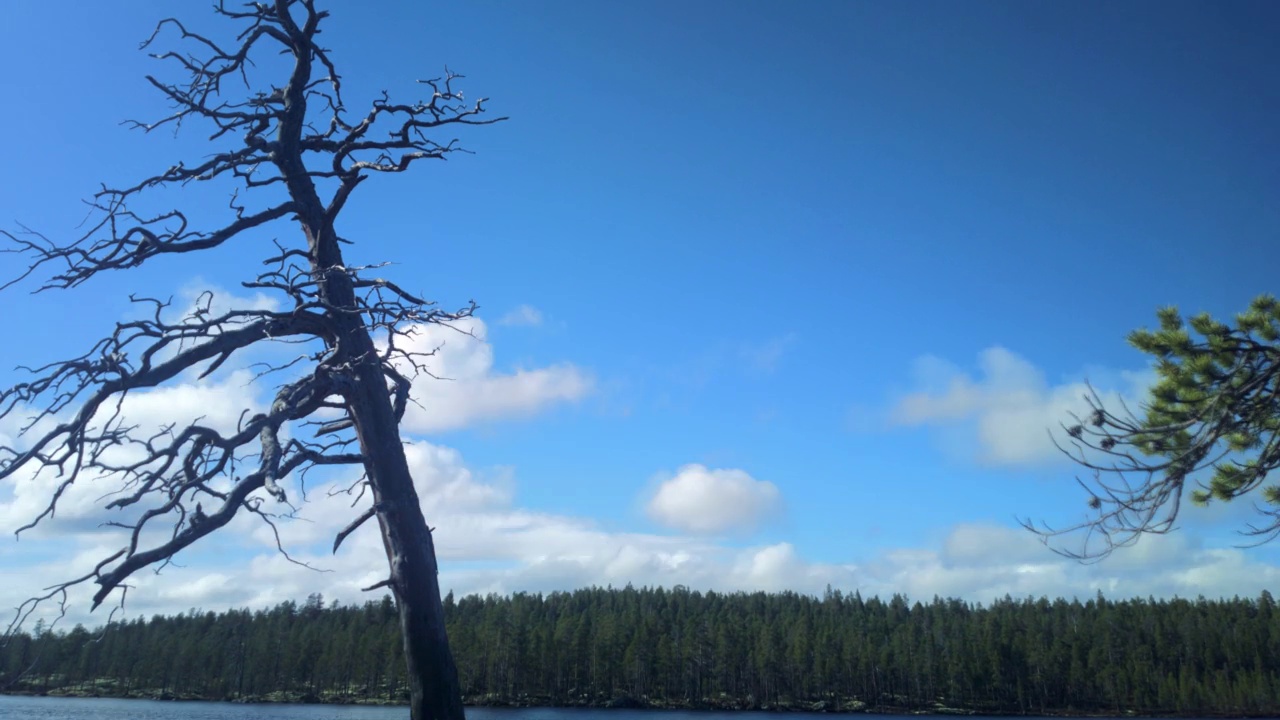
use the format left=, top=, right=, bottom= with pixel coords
left=2, top=0, right=1279, bottom=623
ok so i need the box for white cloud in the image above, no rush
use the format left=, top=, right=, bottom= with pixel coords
left=498, top=304, right=544, bottom=327
left=942, top=523, right=1050, bottom=567
left=0, top=295, right=594, bottom=629
left=645, top=464, right=781, bottom=534
left=6, top=432, right=1280, bottom=632
left=391, top=317, right=592, bottom=433
left=888, top=347, right=1154, bottom=466
left=0, top=440, right=816, bottom=628
left=0, top=368, right=265, bottom=540
left=741, top=334, right=797, bottom=375
left=853, top=524, right=1280, bottom=603
left=170, top=281, right=281, bottom=322
left=7, top=318, right=1280, bottom=636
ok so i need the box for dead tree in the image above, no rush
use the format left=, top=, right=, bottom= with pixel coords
left=0, top=2, right=504, bottom=718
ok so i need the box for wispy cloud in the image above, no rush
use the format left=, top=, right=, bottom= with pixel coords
left=9, top=456, right=1278, bottom=630
left=0, top=293, right=594, bottom=630
left=498, top=304, right=544, bottom=327
left=886, top=347, right=1155, bottom=466
left=391, top=316, right=593, bottom=433
left=7, top=300, right=1273, bottom=636
left=741, top=333, right=797, bottom=375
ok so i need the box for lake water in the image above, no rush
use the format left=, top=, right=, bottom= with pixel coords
left=0, top=697, right=862, bottom=719
left=0, top=696, right=1154, bottom=720
left=0, top=697, right=897, bottom=720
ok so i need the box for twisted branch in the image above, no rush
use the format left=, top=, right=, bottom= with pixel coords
left=2, top=0, right=503, bottom=641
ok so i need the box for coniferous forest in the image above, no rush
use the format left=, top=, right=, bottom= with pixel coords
left=3, top=586, right=1280, bottom=716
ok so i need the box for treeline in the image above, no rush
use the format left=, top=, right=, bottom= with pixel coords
left=3, top=586, right=1280, bottom=715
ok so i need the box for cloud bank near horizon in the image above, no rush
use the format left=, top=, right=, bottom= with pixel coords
left=2, top=305, right=1277, bottom=634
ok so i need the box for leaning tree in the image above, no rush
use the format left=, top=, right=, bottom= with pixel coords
left=1025, top=295, right=1280, bottom=561
left=0, top=2, right=503, bottom=718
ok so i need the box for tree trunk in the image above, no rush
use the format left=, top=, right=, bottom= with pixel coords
left=349, top=358, right=466, bottom=719
left=0, top=1, right=488, bottom=714
left=295, top=241, right=464, bottom=719
left=272, top=18, right=467, bottom=712
left=305, top=228, right=463, bottom=718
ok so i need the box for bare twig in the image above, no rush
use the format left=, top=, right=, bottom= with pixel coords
left=1, top=0, right=501, bottom=653
left=1024, top=300, right=1280, bottom=561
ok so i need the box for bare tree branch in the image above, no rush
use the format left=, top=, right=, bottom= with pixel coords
left=333, top=504, right=376, bottom=554
left=1, top=3, right=501, bottom=716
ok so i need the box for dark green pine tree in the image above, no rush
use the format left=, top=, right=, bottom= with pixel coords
left=4, top=586, right=1280, bottom=716
left=1029, top=295, right=1280, bottom=559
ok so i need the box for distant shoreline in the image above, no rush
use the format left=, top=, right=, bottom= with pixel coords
left=3, top=688, right=1270, bottom=718
left=7, top=591, right=1276, bottom=718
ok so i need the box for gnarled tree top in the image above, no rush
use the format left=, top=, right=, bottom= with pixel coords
left=0, top=0, right=503, bottom=634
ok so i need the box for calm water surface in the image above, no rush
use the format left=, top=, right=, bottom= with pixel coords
left=0, top=698, right=872, bottom=720
left=0, top=696, right=1159, bottom=720
left=0, top=698, right=862, bottom=719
